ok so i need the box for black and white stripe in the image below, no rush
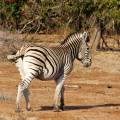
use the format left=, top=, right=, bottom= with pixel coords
left=7, top=31, right=92, bottom=112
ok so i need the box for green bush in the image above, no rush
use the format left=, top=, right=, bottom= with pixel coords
left=0, top=0, right=120, bottom=34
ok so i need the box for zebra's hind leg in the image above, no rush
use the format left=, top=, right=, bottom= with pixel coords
left=16, top=84, right=23, bottom=112
left=15, top=76, right=34, bottom=112
left=54, top=75, right=65, bottom=112
left=23, top=88, right=31, bottom=111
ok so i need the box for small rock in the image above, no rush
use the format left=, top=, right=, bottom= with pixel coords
left=107, top=85, right=112, bottom=89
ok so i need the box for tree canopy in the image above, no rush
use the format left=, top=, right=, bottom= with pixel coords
left=0, top=0, right=120, bottom=34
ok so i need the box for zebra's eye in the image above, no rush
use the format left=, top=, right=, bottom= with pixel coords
left=86, top=47, right=89, bottom=50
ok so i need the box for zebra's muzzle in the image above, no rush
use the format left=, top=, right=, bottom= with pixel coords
left=83, top=60, right=91, bottom=67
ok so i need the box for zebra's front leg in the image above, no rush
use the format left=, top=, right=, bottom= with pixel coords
left=54, top=86, right=65, bottom=112
left=54, top=75, right=65, bottom=112
left=60, top=86, right=65, bottom=110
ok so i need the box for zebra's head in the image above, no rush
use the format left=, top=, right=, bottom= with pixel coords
left=77, top=32, right=92, bottom=67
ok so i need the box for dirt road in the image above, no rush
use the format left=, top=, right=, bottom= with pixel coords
left=0, top=51, right=120, bottom=120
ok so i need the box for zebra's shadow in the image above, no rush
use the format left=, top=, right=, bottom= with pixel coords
left=36, top=103, right=120, bottom=111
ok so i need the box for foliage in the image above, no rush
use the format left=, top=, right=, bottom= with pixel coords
left=0, top=0, right=120, bottom=34
left=94, top=0, right=120, bottom=32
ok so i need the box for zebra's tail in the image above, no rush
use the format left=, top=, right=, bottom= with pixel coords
left=7, top=54, right=16, bottom=60
left=7, top=54, right=23, bottom=62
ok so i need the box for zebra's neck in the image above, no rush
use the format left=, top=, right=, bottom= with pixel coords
left=60, top=33, right=82, bottom=61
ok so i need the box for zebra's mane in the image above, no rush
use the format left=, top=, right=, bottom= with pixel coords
left=61, top=32, right=82, bottom=45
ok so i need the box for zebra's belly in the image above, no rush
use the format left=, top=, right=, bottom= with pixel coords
left=37, top=60, right=60, bottom=80
left=37, top=68, right=59, bottom=80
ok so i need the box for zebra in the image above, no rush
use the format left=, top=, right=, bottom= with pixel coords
left=7, top=31, right=92, bottom=112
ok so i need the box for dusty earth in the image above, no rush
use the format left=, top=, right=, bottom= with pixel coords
left=0, top=51, right=120, bottom=120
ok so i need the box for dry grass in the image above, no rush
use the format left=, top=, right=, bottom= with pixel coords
left=0, top=91, right=15, bottom=102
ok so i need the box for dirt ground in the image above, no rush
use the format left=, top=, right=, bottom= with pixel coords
left=0, top=51, right=120, bottom=120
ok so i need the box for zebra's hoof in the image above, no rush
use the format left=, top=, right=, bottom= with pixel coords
left=26, top=107, right=31, bottom=111
left=15, top=109, right=21, bottom=113
left=60, top=106, right=64, bottom=111
left=53, top=105, right=63, bottom=112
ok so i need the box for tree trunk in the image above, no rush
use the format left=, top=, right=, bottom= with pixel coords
left=90, top=23, right=101, bottom=52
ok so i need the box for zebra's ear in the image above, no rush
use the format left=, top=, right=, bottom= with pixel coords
left=82, top=32, right=88, bottom=42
